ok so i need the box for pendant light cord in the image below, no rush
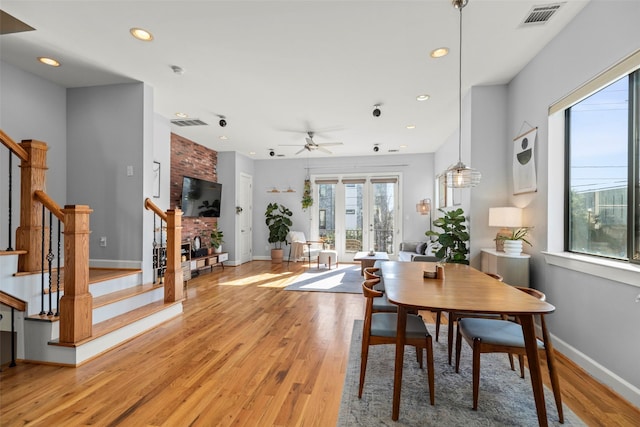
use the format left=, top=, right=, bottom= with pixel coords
left=458, top=5, right=463, bottom=165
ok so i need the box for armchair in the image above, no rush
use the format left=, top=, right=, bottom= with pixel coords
left=287, top=231, right=324, bottom=267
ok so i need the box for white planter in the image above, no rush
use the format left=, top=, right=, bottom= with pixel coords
left=503, top=240, right=523, bottom=255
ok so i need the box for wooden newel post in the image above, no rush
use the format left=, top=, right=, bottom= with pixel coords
left=59, top=205, right=93, bottom=343
left=16, top=140, right=48, bottom=272
left=164, top=209, right=184, bottom=302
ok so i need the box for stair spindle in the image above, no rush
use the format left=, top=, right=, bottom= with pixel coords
left=6, top=154, right=13, bottom=250
left=56, top=218, right=61, bottom=316
left=47, top=211, right=54, bottom=316
left=40, top=205, right=45, bottom=315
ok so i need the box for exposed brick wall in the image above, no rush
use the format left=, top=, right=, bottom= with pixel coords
left=170, top=133, right=218, bottom=246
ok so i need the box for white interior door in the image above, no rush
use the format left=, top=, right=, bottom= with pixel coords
left=239, top=173, right=253, bottom=264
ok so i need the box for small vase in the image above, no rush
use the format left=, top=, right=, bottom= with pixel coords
left=503, top=240, right=523, bottom=255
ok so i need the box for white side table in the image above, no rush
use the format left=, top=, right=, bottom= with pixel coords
left=480, top=248, right=530, bottom=287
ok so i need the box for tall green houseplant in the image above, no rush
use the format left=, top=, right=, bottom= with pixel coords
left=265, top=202, right=293, bottom=250
left=425, top=207, right=469, bottom=264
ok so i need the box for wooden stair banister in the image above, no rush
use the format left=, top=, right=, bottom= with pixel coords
left=0, top=129, right=29, bottom=161
left=144, top=198, right=167, bottom=221
left=34, top=190, right=64, bottom=221
left=0, top=291, right=27, bottom=312
left=144, top=198, right=183, bottom=303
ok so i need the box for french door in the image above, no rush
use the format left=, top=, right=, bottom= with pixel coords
left=312, top=174, right=400, bottom=262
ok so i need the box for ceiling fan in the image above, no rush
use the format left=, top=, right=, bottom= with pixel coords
left=280, top=131, right=343, bottom=155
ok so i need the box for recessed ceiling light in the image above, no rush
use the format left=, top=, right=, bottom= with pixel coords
left=430, top=47, right=449, bottom=58
left=406, top=125, right=416, bottom=129
left=400, top=144, right=408, bottom=148
left=416, top=94, right=430, bottom=101
left=38, top=57, right=60, bottom=67
left=219, top=135, right=228, bottom=140
left=130, top=27, right=153, bottom=41
left=175, top=112, right=188, bottom=118
left=249, top=151, right=256, bottom=155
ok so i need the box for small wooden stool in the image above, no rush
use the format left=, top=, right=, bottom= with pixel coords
left=318, top=250, right=338, bottom=269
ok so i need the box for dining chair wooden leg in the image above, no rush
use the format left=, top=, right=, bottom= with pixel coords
left=455, top=323, right=463, bottom=373
left=518, top=355, right=526, bottom=378
left=358, top=328, right=371, bottom=398
left=426, top=336, right=435, bottom=405
left=472, top=338, right=482, bottom=410
left=416, top=346, right=423, bottom=368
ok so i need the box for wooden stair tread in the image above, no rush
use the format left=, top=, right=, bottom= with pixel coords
left=39, top=268, right=142, bottom=293
left=50, top=299, right=183, bottom=347
left=92, top=282, right=163, bottom=308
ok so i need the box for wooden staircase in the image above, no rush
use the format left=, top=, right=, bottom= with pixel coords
left=22, top=267, right=182, bottom=366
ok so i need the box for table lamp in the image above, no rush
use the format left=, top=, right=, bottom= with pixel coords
left=488, top=207, right=522, bottom=252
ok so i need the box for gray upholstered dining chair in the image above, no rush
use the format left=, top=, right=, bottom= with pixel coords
left=359, top=279, right=435, bottom=405
left=443, top=272, right=507, bottom=365
left=454, top=287, right=563, bottom=423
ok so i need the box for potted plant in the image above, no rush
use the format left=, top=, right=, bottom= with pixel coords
left=301, top=179, right=313, bottom=210
left=496, top=227, right=532, bottom=255
left=265, top=202, right=293, bottom=263
left=425, top=207, right=469, bottom=264
left=210, top=225, right=224, bottom=254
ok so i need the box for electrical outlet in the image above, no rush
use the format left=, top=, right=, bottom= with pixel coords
left=127, top=165, right=133, bottom=176
left=100, top=236, right=107, bottom=247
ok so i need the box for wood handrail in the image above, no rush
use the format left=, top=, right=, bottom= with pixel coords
left=145, top=198, right=167, bottom=221
left=0, top=291, right=27, bottom=312
left=0, top=129, right=29, bottom=161
left=34, top=190, right=64, bottom=221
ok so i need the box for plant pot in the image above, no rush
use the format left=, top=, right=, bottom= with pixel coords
left=214, top=245, right=222, bottom=254
left=503, top=240, right=523, bottom=255
left=208, top=247, right=214, bottom=255
left=271, top=248, right=284, bottom=263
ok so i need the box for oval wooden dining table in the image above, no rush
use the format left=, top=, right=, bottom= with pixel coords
left=379, top=261, right=558, bottom=427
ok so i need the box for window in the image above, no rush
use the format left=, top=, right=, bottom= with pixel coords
left=566, top=70, right=639, bottom=262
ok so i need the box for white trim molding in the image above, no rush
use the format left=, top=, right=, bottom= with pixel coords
left=542, top=251, right=640, bottom=288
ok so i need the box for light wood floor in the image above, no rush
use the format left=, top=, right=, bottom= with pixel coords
left=1, top=261, right=639, bottom=426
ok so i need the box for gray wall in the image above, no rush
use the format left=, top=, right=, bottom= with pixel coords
left=251, top=153, right=434, bottom=259
left=506, top=1, right=640, bottom=404
left=0, top=60, right=67, bottom=248
left=67, top=83, right=147, bottom=265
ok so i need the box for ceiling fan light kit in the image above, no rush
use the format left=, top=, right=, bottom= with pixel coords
left=279, top=130, right=343, bottom=155
left=445, top=0, right=481, bottom=189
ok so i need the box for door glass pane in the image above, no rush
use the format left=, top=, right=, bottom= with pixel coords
left=317, top=183, right=335, bottom=250
left=568, top=75, right=628, bottom=259
left=344, top=183, right=363, bottom=252
left=372, top=182, right=395, bottom=254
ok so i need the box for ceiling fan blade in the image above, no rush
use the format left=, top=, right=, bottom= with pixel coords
left=295, top=147, right=307, bottom=155
left=279, top=144, right=305, bottom=147
left=318, top=146, right=333, bottom=154
left=305, top=136, right=314, bottom=145
left=317, top=142, right=343, bottom=147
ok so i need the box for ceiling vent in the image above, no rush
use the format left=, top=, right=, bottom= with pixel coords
left=521, top=3, right=562, bottom=26
left=170, top=118, right=208, bottom=127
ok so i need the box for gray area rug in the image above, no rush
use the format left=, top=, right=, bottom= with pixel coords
left=284, top=264, right=362, bottom=293
left=338, top=320, right=585, bottom=426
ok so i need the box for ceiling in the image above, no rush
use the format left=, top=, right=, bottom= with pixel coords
left=0, top=1, right=589, bottom=159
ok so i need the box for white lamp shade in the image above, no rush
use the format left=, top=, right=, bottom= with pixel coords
left=488, top=207, right=523, bottom=228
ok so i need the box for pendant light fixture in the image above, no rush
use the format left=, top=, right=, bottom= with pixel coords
left=445, top=0, right=481, bottom=188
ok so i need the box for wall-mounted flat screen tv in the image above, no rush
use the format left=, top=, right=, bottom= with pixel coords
left=181, top=176, right=222, bottom=218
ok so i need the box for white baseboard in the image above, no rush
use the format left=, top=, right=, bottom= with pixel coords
left=90, top=259, right=142, bottom=269
left=252, top=256, right=272, bottom=261
left=551, top=332, right=640, bottom=408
